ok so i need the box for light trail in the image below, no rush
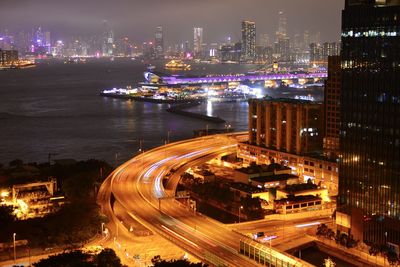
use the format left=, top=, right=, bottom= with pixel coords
left=161, top=225, right=199, bottom=248
left=295, top=221, right=321, bottom=228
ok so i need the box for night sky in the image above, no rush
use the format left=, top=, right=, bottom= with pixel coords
left=0, top=0, right=343, bottom=44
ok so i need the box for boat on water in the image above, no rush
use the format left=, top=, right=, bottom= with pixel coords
left=165, top=59, right=191, bottom=70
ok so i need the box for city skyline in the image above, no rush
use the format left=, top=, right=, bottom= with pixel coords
left=0, top=0, right=342, bottom=44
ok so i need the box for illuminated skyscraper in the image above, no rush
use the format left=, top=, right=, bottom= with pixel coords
left=241, top=20, right=256, bottom=62
left=276, top=11, right=287, bottom=40
left=102, top=20, right=114, bottom=57
left=338, top=0, right=400, bottom=246
left=193, top=27, right=203, bottom=55
left=155, top=26, right=164, bottom=59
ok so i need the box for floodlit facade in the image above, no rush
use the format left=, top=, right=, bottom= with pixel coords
left=248, top=98, right=323, bottom=155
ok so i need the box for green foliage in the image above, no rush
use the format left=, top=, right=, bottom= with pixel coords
left=386, top=249, right=399, bottom=266
left=33, top=249, right=125, bottom=267
left=96, top=248, right=124, bottom=267
left=9, top=159, right=23, bottom=167
left=33, top=250, right=93, bottom=267
left=0, top=202, right=106, bottom=247
left=151, top=255, right=208, bottom=267
left=241, top=195, right=263, bottom=220
left=0, top=205, right=16, bottom=227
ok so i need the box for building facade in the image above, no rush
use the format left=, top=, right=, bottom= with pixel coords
left=323, top=56, right=341, bottom=157
left=241, top=20, right=256, bottom=62
left=193, top=27, right=203, bottom=56
left=155, top=26, right=164, bottom=59
left=248, top=98, right=323, bottom=155
left=338, top=0, right=400, bottom=246
left=0, top=49, right=18, bottom=65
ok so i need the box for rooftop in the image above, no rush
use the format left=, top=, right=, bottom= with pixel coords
left=251, top=173, right=298, bottom=184
left=275, top=195, right=322, bottom=205
left=230, top=182, right=267, bottom=194
left=236, top=163, right=291, bottom=174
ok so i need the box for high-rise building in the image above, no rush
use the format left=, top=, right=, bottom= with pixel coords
left=322, top=42, right=340, bottom=58
left=309, top=43, right=323, bottom=64
left=0, top=49, right=18, bottom=65
left=323, top=56, right=341, bottom=157
left=155, top=26, right=164, bottom=59
left=248, top=98, right=323, bottom=155
left=44, top=31, right=51, bottom=53
left=276, top=11, right=287, bottom=40
left=259, top=33, right=270, bottom=47
left=337, top=0, right=400, bottom=246
left=220, top=43, right=241, bottom=63
left=303, top=30, right=310, bottom=50
left=102, top=20, right=114, bottom=57
left=241, top=20, right=256, bottom=62
left=274, top=37, right=290, bottom=62
left=193, top=27, right=203, bottom=55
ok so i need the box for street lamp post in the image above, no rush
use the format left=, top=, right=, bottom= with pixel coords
left=269, top=236, right=272, bottom=267
left=167, top=130, right=171, bottom=144
left=13, top=233, right=16, bottom=264
left=238, top=206, right=243, bottom=223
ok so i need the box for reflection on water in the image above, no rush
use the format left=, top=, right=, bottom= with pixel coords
left=0, top=59, right=323, bottom=165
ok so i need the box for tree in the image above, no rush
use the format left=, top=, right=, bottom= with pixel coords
left=33, top=250, right=93, bottom=267
left=386, top=250, right=399, bottom=266
left=9, top=159, right=23, bottom=167
left=95, top=248, right=125, bottom=267
left=151, top=255, right=208, bottom=267
left=369, top=243, right=380, bottom=256
left=0, top=205, right=15, bottom=227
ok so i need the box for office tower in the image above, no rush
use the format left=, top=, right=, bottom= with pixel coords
left=337, top=0, right=400, bottom=246
left=322, top=42, right=340, bottom=58
left=102, top=20, right=114, bottom=57
left=276, top=11, right=287, bottom=40
left=155, top=26, right=164, bottom=59
left=293, top=33, right=301, bottom=50
left=193, top=27, right=203, bottom=55
left=259, top=33, right=270, bottom=47
left=248, top=98, right=323, bottom=155
left=303, top=30, right=310, bottom=50
left=309, top=43, right=323, bottom=64
left=44, top=31, right=51, bottom=54
left=323, top=56, right=341, bottom=157
left=220, top=42, right=241, bottom=63
left=0, top=49, right=18, bottom=65
left=274, top=37, right=290, bottom=62
left=241, top=20, right=256, bottom=62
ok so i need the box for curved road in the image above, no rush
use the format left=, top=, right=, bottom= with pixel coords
left=97, top=134, right=307, bottom=267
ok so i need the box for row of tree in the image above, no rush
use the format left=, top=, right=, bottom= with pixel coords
left=33, top=248, right=125, bottom=267
left=316, top=224, right=357, bottom=248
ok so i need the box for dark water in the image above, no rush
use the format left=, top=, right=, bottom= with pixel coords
left=0, top=58, right=323, bottom=165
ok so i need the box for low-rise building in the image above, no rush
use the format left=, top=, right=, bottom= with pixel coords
left=276, top=183, right=329, bottom=202
left=251, top=173, right=299, bottom=189
left=10, top=178, right=65, bottom=219
left=274, top=195, right=322, bottom=214
left=238, top=143, right=338, bottom=195
left=230, top=182, right=270, bottom=202
left=234, top=163, right=293, bottom=184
